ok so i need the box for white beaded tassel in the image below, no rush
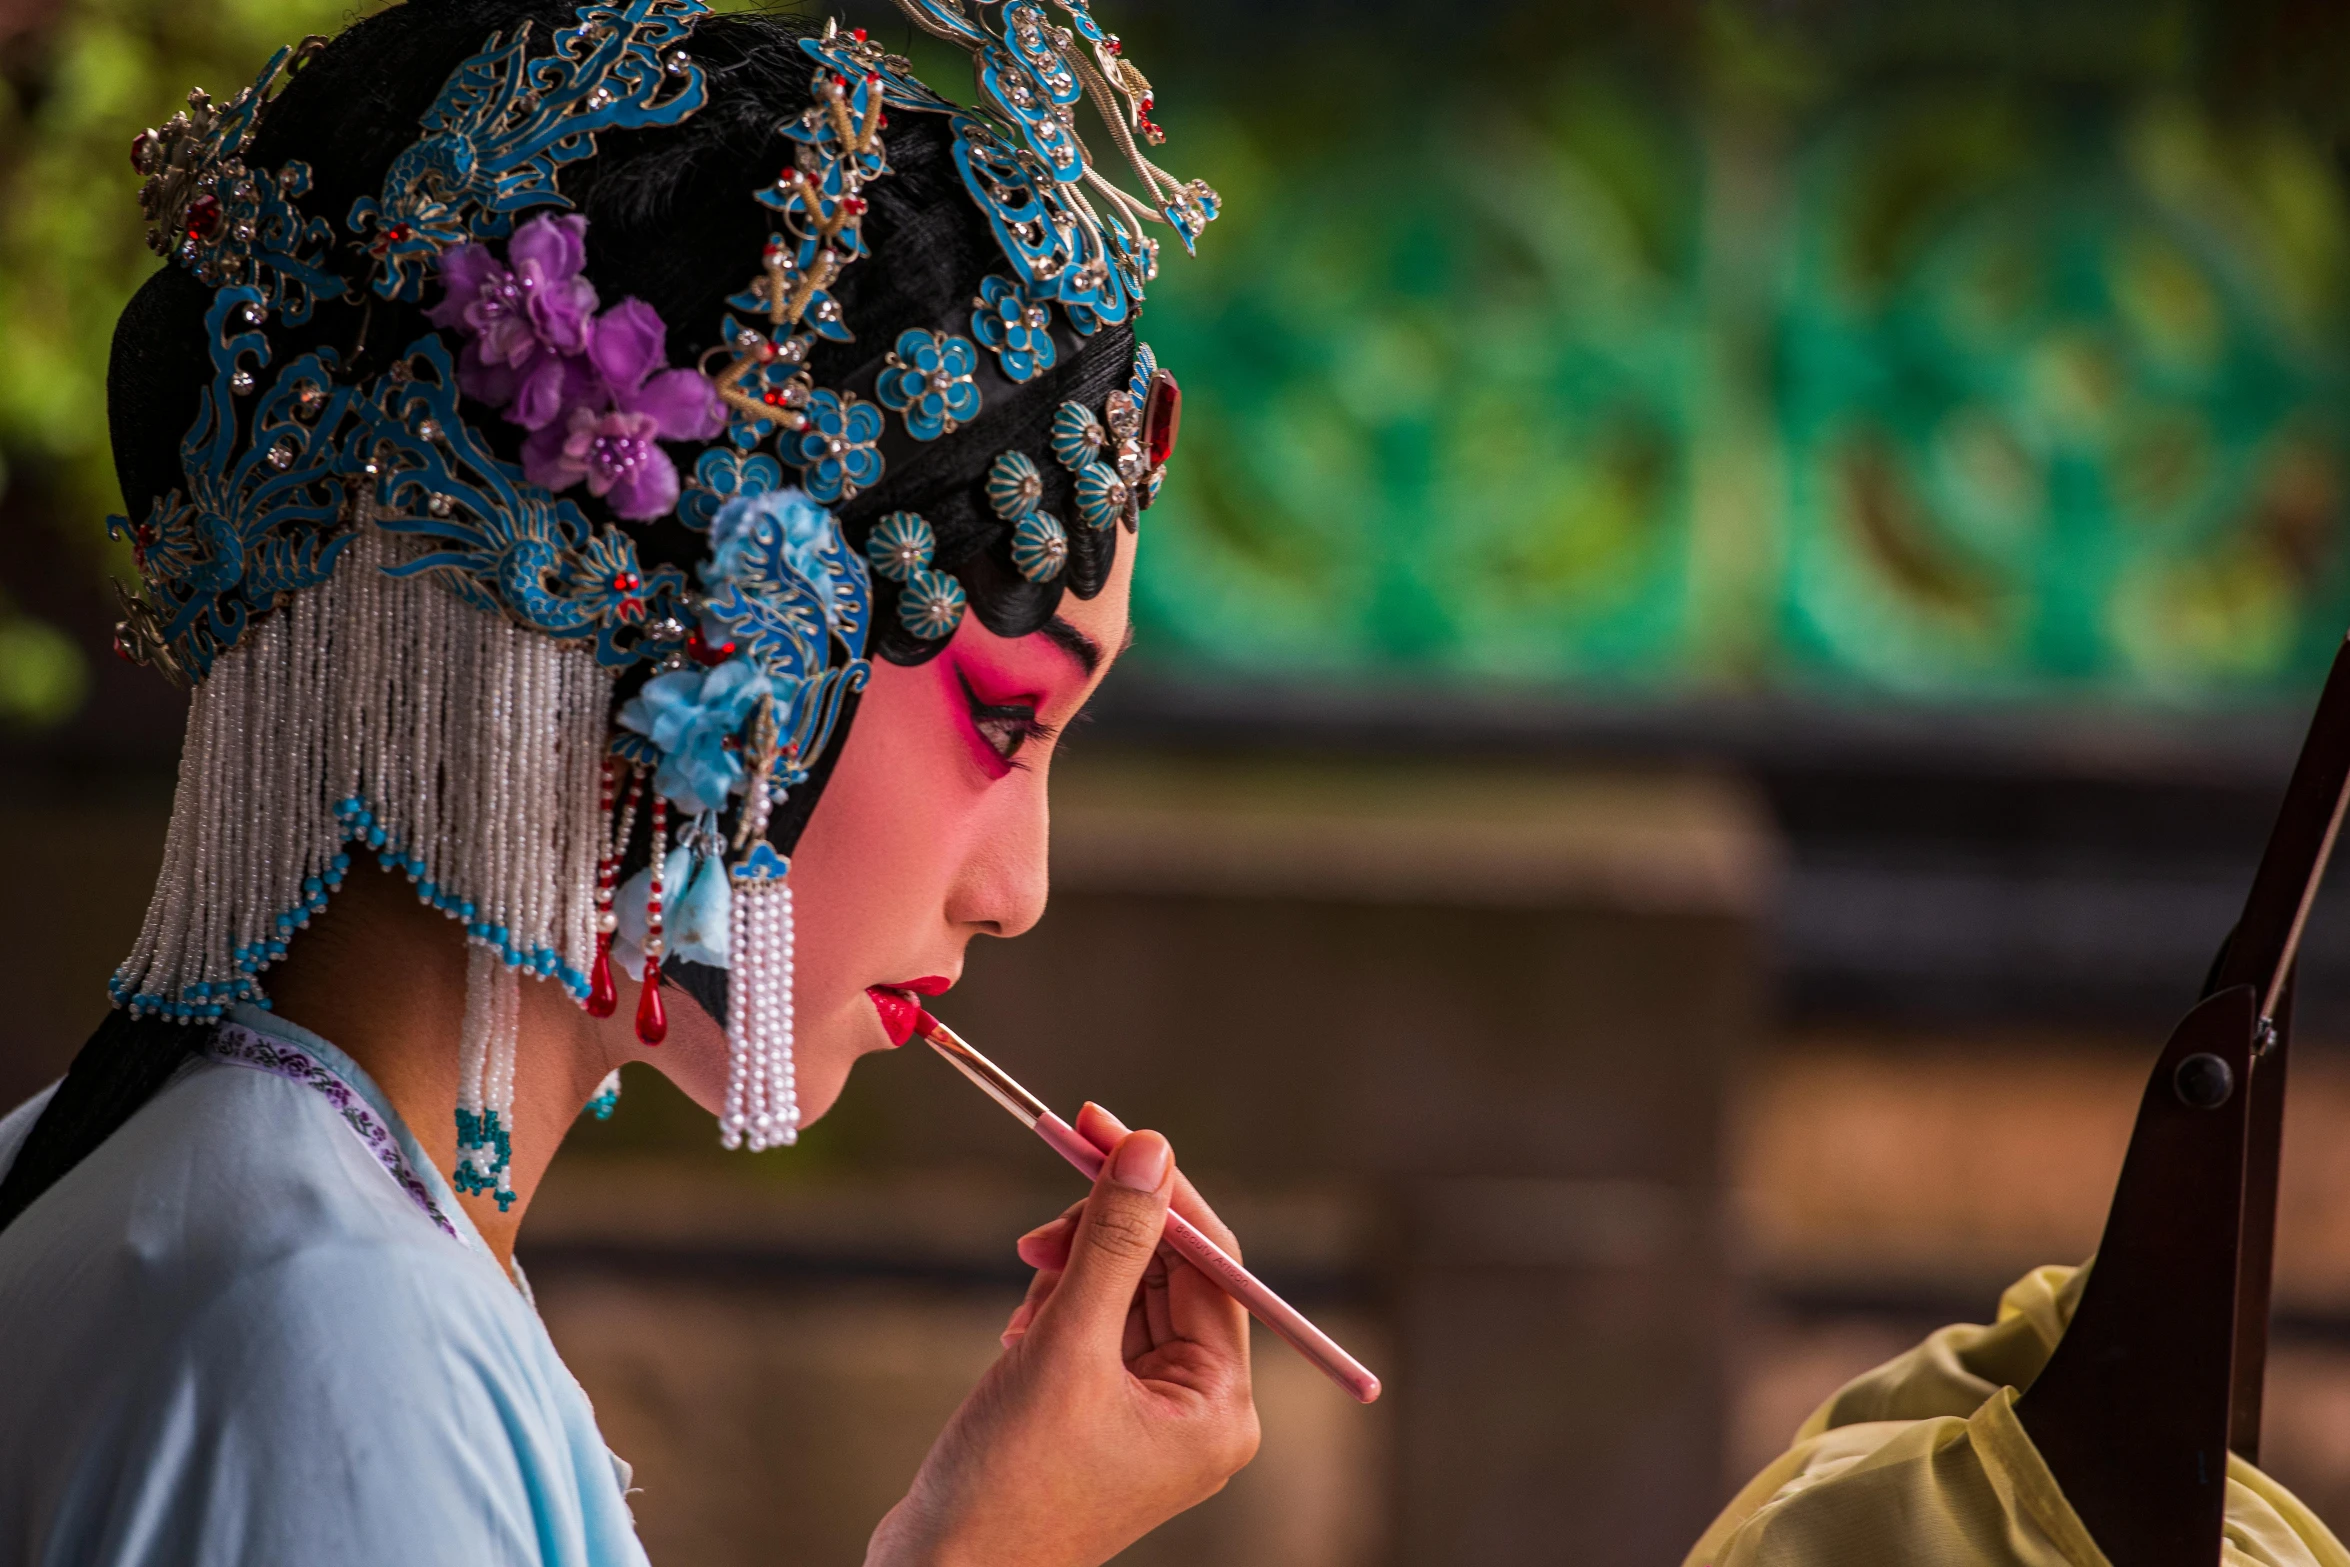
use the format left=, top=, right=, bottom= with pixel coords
left=453, top=940, right=521, bottom=1206
left=114, top=505, right=614, bottom=1024
left=722, top=862, right=798, bottom=1151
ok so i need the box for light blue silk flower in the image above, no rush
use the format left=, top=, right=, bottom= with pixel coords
left=616, top=658, right=770, bottom=814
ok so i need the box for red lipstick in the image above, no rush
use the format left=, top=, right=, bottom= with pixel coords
left=866, top=977, right=952, bottom=1046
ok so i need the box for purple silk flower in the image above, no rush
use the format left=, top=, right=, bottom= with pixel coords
left=521, top=299, right=725, bottom=519
left=426, top=214, right=599, bottom=431
left=429, top=217, right=725, bottom=522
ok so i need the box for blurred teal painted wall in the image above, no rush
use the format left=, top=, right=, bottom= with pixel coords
left=1126, top=1, right=2350, bottom=706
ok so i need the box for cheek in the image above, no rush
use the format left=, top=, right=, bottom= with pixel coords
left=786, top=659, right=975, bottom=994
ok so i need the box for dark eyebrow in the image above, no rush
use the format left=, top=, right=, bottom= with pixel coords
left=1039, top=615, right=1104, bottom=676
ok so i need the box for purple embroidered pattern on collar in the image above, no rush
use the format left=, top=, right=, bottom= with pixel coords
left=208, top=1022, right=461, bottom=1240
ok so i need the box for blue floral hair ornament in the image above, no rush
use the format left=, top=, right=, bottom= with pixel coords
left=788, top=389, right=885, bottom=503
left=679, top=445, right=786, bottom=532
left=866, top=512, right=936, bottom=582
left=970, top=274, right=1058, bottom=383
left=877, top=328, right=982, bottom=440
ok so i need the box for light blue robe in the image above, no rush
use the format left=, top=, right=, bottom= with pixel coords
left=0, top=1006, right=649, bottom=1567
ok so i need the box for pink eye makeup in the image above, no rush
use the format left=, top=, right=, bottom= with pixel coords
left=952, top=663, right=1060, bottom=773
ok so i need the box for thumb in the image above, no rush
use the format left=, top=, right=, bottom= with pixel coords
left=1031, top=1129, right=1173, bottom=1344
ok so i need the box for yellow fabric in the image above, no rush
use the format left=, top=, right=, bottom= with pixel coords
left=1688, top=1263, right=2350, bottom=1567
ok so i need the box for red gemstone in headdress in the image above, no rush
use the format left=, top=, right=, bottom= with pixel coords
left=1143, top=368, right=1181, bottom=471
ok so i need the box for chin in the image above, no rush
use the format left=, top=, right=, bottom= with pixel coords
left=788, top=997, right=894, bottom=1127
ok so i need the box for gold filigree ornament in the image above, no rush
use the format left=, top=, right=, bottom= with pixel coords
left=131, top=36, right=348, bottom=324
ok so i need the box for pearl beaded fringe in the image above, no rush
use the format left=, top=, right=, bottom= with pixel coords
left=722, top=873, right=797, bottom=1150
left=113, top=502, right=614, bottom=1202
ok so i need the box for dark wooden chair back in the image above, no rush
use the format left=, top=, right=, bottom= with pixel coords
left=2016, top=640, right=2350, bottom=1565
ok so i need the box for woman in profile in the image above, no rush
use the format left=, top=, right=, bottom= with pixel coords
left=0, top=4, right=1256, bottom=1563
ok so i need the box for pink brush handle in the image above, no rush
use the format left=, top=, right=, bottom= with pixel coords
left=1032, top=1111, right=1382, bottom=1405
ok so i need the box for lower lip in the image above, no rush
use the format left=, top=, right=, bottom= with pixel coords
left=867, top=985, right=945, bottom=1046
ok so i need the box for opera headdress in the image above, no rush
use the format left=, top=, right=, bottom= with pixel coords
left=107, top=0, right=1212, bottom=1206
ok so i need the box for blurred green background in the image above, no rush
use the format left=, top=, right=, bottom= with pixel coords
left=7, top=0, right=2350, bottom=725
left=1127, top=2, right=2350, bottom=705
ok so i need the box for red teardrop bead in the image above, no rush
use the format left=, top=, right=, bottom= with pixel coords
left=185, top=193, right=223, bottom=240
left=586, top=936, right=618, bottom=1018
left=130, top=130, right=152, bottom=172
left=1143, top=368, right=1181, bottom=471
left=635, top=969, right=667, bottom=1045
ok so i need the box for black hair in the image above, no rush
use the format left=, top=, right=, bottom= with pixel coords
left=2, top=0, right=1141, bottom=1235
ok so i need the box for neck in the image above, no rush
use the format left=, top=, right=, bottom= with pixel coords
left=263, top=861, right=615, bottom=1266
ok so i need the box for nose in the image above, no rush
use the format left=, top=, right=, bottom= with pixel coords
left=945, top=773, right=1051, bottom=940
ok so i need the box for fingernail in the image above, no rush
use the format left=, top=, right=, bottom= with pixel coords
left=1110, top=1131, right=1170, bottom=1192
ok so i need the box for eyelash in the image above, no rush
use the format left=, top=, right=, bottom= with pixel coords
left=958, top=671, right=1059, bottom=769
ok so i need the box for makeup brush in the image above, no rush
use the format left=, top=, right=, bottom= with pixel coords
left=913, top=1008, right=1382, bottom=1404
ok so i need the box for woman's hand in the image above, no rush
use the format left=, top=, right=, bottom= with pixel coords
left=865, top=1105, right=1261, bottom=1567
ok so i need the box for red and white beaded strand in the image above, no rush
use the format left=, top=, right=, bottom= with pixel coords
left=586, top=758, right=643, bottom=1020
left=636, top=793, right=669, bottom=1045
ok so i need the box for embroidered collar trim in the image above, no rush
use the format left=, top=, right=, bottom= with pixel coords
left=208, top=1021, right=463, bottom=1241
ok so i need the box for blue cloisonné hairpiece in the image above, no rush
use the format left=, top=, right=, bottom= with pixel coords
left=108, top=286, right=359, bottom=685
left=349, top=0, right=710, bottom=302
